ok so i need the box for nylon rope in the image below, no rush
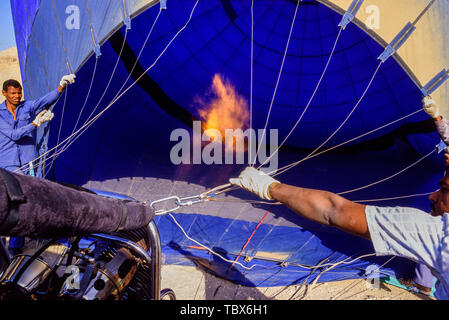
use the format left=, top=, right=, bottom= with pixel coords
left=44, top=87, right=69, bottom=177
left=110, top=9, right=162, bottom=103
left=205, top=107, right=425, bottom=201
left=268, top=0, right=438, bottom=177
left=83, top=29, right=129, bottom=126
left=337, top=148, right=437, bottom=196
left=168, top=210, right=380, bottom=272
left=254, top=0, right=302, bottom=162
left=329, top=255, right=397, bottom=300
left=39, top=6, right=161, bottom=169
left=258, top=27, right=344, bottom=169
left=37, top=29, right=128, bottom=175
left=15, top=0, right=200, bottom=174
left=272, top=108, right=424, bottom=177
left=249, top=0, right=255, bottom=166
left=271, top=61, right=383, bottom=177
left=208, top=0, right=440, bottom=286
left=71, top=56, right=99, bottom=137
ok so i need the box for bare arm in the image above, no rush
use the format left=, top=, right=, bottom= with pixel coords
left=270, top=183, right=371, bottom=240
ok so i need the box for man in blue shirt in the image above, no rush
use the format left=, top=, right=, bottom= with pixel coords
left=0, top=74, right=75, bottom=173
left=0, top=74, right=76, bottom=254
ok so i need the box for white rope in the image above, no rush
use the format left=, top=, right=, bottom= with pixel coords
left=168, top=212, right=378, bottom=272
left=330, top=255, right=396, bottom=300
left=110, top=9, right=162, bottom=103
left=168, top=213, right=267, bottom=271
left=258, top=27, right=344, bottom=169
left=43, top=87, right=69, bottom=177
left=301, top=62, right=383, bottom=164
left=83, top=29, right=129, bottom=126
left=36, top=29, right=129, bottom=175
left=15, top=0, right=200, bottom=174
left=353, top=190, right=436, bottom=203
left=271, top=108, right=424, bottom=177
left=42, top=10, right=162, bottom=169
left=71, top=56, right=99, bottom=135
left=337, top=148, right=437, bottom=196
left=254, top=0, right=302, bottom=161
left=249, top=0, right=255, bottom=166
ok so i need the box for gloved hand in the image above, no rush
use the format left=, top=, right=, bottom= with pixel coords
left=423, top=96, right=440, bottom=119
left=229, top=167, right=280, bottom=200
left=33, top=109, right=54, bottom=127
left=59, top=74, right=76, bottom=88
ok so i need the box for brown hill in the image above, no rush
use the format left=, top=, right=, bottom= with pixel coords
left=0, top=47, right=22, bottom=89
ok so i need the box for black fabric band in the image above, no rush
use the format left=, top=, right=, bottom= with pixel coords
left=116, top=200, right=129, bottom=232
left=0, top=169, right=26, bottom=233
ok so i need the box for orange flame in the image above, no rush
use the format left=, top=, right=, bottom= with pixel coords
left=196, top=74, right=249, bottom=151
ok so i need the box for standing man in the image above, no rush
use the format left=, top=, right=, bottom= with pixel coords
left=398, top=95, right=449, bottom=295
left=0, top=74, right=76, bottom=255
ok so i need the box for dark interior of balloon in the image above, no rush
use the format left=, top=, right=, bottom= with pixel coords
left=34, top=0, right=446, bottom=286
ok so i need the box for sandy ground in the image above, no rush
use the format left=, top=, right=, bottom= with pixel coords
left=0, top=47, right=21, bottom=86
left=2, top=237, right=433, bottom=301
left=160, top=264, right=433, bottom=301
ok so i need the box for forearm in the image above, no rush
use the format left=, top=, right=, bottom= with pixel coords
left=1, top=123, right=35, bottom=142
left=32, top=88, right=61, bottom=114
left=270, top=183, right=336, bottom=225
left=434, top=117, right=449, bottom=146
left=270, top=183, right=370, bottom=239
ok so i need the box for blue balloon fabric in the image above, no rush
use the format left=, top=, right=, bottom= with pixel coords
left=10, top=0, right=446, bottom=287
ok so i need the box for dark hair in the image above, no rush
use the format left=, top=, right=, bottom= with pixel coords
left=2, top=79, right=22, bottom=92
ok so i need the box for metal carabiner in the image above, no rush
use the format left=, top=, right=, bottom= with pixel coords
left=150, top=196, right=181, bottom=216
left=150, top=194, right=210, bottom=216
left=177, top=195, right=207, bottom=207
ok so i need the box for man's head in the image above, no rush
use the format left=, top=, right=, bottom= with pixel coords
left=429, top=169, right=449, bottom=216
left=2, top=79, right=23, bottom=107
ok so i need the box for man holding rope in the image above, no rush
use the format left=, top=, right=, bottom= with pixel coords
left=0, top=74, right=75, bottom=255
left=229, top=97, right=449, bottom=300
left=398, top=95, right=449, bottom=294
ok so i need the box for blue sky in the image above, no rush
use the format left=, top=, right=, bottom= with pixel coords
left=0, top=1, right=17, bottom=51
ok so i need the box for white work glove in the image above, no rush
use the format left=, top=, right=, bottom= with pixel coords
left=33, top=109, right=54, bottom=127
left=59, top=74, right=76, bottom=88
left=423, top=96, right=440, bottom=119
left=229, top=167, right=280, bottom=200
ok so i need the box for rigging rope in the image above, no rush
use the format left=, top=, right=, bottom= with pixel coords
left=258, top=27, right=344, bottom=169
left=271, top=61, right=383, bottom=177
left=249, top=0, right=255, bottom=166
left=44, top=87, right=69, bottom=177
left=271, top=108, right=424, bottom=177
left=15, top=0, right=200, bottom=175
left=254, top=0, right=302, bottom=162
left=337, top=148, right=437, bottom=196
left=17, top=0, right=442, bottom=294
left=42, top=29, right=130, bottom=169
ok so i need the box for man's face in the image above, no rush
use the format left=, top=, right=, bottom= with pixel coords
left=429, top=171, right=449, bottom=216
left=2, top=86, right=23, bottom=107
